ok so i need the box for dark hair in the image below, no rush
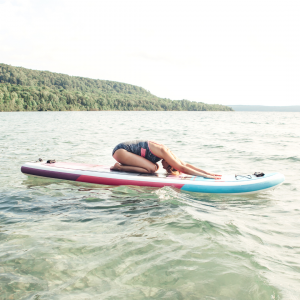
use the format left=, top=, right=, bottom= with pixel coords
left=166, top=165, right=180, bottom=176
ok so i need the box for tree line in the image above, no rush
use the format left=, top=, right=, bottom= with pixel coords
left=0, top=63, right=233, bottom=112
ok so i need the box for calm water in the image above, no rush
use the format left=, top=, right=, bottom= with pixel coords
left=0, top=111, right=299, bottom=300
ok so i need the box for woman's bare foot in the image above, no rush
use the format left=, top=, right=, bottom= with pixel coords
left=110, top=162, right=121, bottom=171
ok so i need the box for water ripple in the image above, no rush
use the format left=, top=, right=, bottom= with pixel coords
left=0, top=112, right=299, bottom=299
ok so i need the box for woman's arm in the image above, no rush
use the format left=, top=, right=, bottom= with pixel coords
left=169, top=150, right=220, bottom=177
left=183, top=167, right=216, bottom=178
left=170, top=151, right=186, bottom=165
left=186, top=164, right=220, bottom=176
left=161, top=149, right=218, bottom=178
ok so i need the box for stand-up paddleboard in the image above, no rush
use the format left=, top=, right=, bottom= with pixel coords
left=21, top=161, right=284, bottom=195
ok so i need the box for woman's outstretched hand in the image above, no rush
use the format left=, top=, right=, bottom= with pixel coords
left=204, top=171, right=221, bottom=176
left=205, top=174, right=222, bottom=179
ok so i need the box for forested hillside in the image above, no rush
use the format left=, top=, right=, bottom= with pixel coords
left=0, top=64, right=233, bottom=112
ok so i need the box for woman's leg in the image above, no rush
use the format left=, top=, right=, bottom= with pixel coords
left=111, top=149, right=158, bottom=173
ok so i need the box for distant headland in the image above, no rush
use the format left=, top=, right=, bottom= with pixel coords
left=228, top=105, right=300, bottom=112
left=0, top=63, right=232, bottom=112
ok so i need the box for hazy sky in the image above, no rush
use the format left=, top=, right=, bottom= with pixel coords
left=0, top=0, right=299, bottom=105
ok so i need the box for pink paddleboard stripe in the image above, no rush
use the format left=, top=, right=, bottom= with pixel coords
left=77, top=175, right=185, bottom=189
left=42, top=162, right=107, bottom=171
left=141, top=148, right=146, bottom=157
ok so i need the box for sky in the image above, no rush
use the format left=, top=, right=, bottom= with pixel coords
left=0, top=0, right=299, bottom=106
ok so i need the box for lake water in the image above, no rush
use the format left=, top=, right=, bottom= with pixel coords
left=0, top=111, right=299, bottom=300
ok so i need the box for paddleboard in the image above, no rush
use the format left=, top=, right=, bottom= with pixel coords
left=21, top=161, right=285, bottom=195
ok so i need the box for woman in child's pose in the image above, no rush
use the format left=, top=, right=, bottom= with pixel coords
left=111, top=140, right=220, bottom=179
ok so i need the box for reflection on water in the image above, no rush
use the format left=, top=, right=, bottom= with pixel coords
left=0, top=111, right=299, bottom=299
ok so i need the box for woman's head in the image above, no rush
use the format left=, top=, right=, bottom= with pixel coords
left=162, top=159, right=180, bottom=176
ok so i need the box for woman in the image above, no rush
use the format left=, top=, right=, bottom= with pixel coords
left=111, top=140, right=220, bottom=179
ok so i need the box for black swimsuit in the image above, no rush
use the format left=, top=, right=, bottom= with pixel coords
left=112, top=140, right=162, bottom=164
